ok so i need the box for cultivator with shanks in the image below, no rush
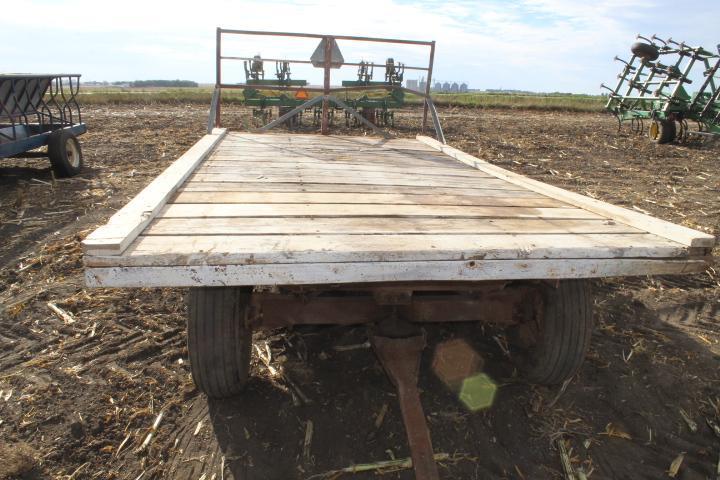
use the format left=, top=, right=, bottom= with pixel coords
left=602, top=34, right=720, bottom=143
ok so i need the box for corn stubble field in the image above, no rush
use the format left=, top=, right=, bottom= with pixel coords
left=0, top=98, right=719, bottom=480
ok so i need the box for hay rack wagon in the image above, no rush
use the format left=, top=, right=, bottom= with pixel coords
left=84, top=30, right=715, bottom=480
left=0, top=74, right=86, bottom=176
left=602, top=35, right=720, bottom=143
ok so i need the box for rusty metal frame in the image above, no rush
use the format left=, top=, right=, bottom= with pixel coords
left=246, top=281, right=540, bottom=479
left=249, top=283, right=537, bottom=329
left=212, top=28, right=443, bottom=141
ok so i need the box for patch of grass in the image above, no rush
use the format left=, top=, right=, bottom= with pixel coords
left=406, top=92, right=606, bottom=112
left=77, top=86, right=606, bottom=112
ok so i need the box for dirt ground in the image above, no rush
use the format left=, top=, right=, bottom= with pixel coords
left=0, top=104, right=719, bottom=480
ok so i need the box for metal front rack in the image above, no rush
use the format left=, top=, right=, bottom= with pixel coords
left=209, top=28, right=445, bottom=143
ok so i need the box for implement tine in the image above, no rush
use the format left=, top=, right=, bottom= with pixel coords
left=651, top=34, right=668, bottom=46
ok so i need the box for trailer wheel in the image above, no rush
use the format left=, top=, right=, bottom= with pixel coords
left=48, top=129, right=83, bottom=177
left=514, top=280, right=593, bottom=385
left=187, top=287, right=253, bottom=398
left=649, top=120, right=676, bottom=144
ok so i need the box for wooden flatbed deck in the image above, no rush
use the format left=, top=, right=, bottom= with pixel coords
left=83, top=131, right=715, bottom=287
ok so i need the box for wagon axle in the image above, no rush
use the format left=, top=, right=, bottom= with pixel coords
left=185, top=280, right=595, bottom=478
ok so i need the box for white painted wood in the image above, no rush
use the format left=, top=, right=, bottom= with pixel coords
left=158, top=203, right=602, bottom=220
left=85, top=258, right=708, bottom=288
left=417, top=135, right=717, bottom=248
left=82, top=129, right=227, bottom=255
left=84, top=233, right=689, bottom=267
left=143, top=217, right=642, bottom=236
left=172, top=191, right=567, bottom=207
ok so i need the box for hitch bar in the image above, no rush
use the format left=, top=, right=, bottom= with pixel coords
left=372, top=333, right=440, bottom=480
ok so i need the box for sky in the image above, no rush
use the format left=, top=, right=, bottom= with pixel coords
left=2, top=0, right=719, bottom=93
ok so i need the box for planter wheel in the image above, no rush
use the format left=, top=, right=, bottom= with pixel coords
left=649, top=119, right=676, bottom=144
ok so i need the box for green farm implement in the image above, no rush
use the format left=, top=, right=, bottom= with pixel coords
left=240, top=56, right=406, bottom=127
left=602, top=35, right=720, bottom=143
left=241, top=55, right=310, bottom=126
left=339, top=58, right=406, bottom=127
left=211, top=30, right=442, bottom=137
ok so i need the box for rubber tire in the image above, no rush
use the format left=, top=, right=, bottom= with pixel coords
left=650, top=120, right=676, bottom=144
left=48, top=129, right=83, bottom=177
left=187, top=287, right=253, bottom=398
left=523, top=280, right=593, bottom=385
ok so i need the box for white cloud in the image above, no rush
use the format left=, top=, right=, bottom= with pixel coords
left=3, top=0, right=719, bottom=92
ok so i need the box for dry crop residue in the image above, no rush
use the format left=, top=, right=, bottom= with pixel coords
left=0, top=104, right=718, bottom=479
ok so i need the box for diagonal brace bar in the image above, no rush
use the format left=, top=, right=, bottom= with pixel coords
left=424, top=98, right=446, bottom=144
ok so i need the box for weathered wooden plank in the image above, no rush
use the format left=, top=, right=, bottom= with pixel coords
left=204, top=157, right=469, bottom=169
left=85, top=258, right=709, bottom=288
left=218, top=146, right=438, bottom=154
left=215, top=140, right=435, bottom=147
left=223, top=134, right=436, bottom=150
left=191, top=169, right=495, bottom=183
left=82, top=129, right=227, bottom=255
left=187, top=173, right=526, bottom=189
left=204, top=159, right=467, bottom=171
left=84, top=233, right=690, bottom=266
left=145, top=217, right=635, bottom=236
left=171, top=191, right=568, bottom=207
left=211, top=147, right=452, bottom=155
left=417, top=135, right=717, bottom=248
left=180, top=182, right=532, bottom=195
left=158, top=203, right=602, bottom=220
left=197, top=164, right=496, bottom=179
left=208, top=153, right=457, bottom=166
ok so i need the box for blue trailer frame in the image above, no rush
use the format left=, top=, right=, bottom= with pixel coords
left=0, top=74, right=86, bottom=162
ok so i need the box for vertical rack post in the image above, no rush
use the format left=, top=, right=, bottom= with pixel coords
left=422, top=41, right=435, bottom=134
left=321, top=36, right=332, bottom=135
left=215, top=28, right=222, bottom=128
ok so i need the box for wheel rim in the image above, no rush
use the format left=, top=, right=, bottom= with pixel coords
left=649, top=121, right=659, bottom=140
left=65, top=138, right=80, bottom=168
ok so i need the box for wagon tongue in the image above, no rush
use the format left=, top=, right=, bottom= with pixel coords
left=372, top=332, right=440, bottom=480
